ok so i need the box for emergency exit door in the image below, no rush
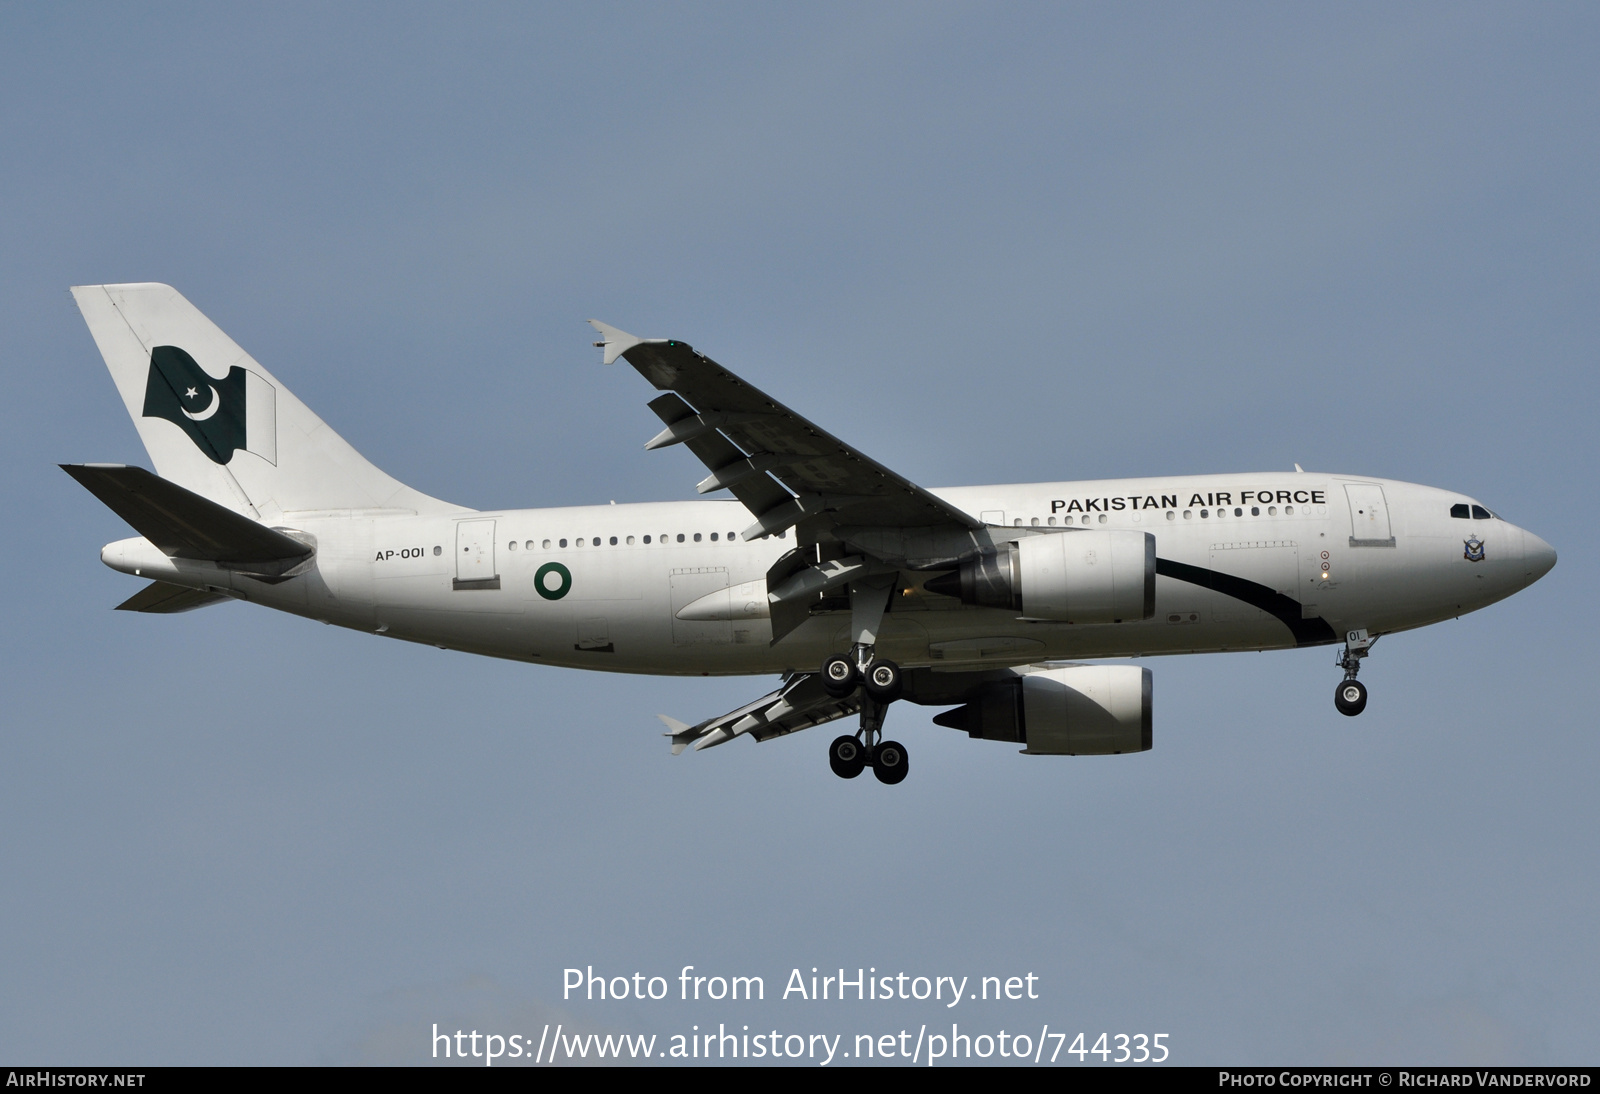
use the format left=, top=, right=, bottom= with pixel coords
left=1345, top=484, right=1395, bottom=547
left=454, top=519, right=501, bottom=590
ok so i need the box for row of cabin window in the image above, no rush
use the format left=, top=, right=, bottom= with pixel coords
left=1450, top=504, right=1494, bottom=520
left=505, top=530, right=785, bottom=551
left=1019, top=505, right=1305, bottom=527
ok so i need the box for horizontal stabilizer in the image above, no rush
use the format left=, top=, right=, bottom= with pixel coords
left=115, top=580, right=231, bottom=614
left=62, top=464, right=312, bottom=565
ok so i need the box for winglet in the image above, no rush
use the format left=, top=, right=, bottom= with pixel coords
left=657, top=713, right=697, bottom=756
left=587, top=320, right=647, bottom=366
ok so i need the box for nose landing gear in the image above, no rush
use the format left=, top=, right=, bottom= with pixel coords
left=1334, top=629, right=1375, bottom=716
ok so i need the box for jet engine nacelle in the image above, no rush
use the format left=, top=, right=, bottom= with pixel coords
left=931, top=664, right=1152, bottom=755
left=925, top=530, right=1156, bottom=623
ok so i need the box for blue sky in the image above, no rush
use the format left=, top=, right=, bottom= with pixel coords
left=1, top=3, right=1595, bottom=1064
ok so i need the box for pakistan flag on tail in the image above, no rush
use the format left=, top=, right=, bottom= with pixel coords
left=142, top=345, right=276, bottom=465
left=71, top=282, right=458, bottom=518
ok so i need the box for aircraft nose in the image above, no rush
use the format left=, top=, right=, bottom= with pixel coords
left=1521, top=528, right=1557, bottom=583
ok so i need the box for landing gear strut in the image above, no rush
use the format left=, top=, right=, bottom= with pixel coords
left=1334, top=629, right=1374, bottom=717
left=823, top=575, right=910, bottom=783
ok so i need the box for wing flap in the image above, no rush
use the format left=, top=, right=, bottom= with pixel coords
left=645, top=393, right=792, bottom=519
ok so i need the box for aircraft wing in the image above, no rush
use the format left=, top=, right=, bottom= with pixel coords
left=658, top=672, right=861, bottom=754
left=589, top=322, right=983, bottom=540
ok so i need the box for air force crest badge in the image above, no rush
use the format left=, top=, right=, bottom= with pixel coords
left=141, top=345, right=276, bottom=465
left=1463, top=536, right=1486, bottom=562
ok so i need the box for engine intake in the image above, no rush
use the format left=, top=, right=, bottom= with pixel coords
left=923, top=530, right=1155, bottom=623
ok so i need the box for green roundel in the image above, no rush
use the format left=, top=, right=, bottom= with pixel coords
left=534, top=562, right=572, bottom=601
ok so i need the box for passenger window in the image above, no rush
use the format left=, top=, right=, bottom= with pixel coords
left=643, top=535, right=651, bottom=544
left=1234, top=508, right=1243, bottom=517
left=542, top=539, right=551, bottom=549
left=433, top=545, right=441, bottom=556
left=626, top=536, right=635, bottom=545
left=1471, top=505, right=1492, bottom=520
left=1166, top=511, right=1175, bottom=520
left=1451, top=503, right=1470, bottom=519
left=1098, top=514, right=1107, bottom=524
left=508, top=540, right=517, bottom=551
left=677, top=534, right=685, bottom=543
left=693, top=533, right=702, bottom=542
left=1047, top=516, right=1057, bottom=526
left=1183, top=510, right=1192, bottom=520
left=728, top=531, right=736, bottom=540
left=559, top=538, right=568, bottom=548
left=1250, top=507, right=1259, bottom=516
left=710, top=532, right=719, bottom=541
left=1201, top=509, right=1209, bottom=518
left=592, top=537, right=601, bottom=547
left=609, top=536, right=618, bottom=545
left=1031, top=517, right=1040, bottom=527
left=1285, top=506, right=1294, bottom=515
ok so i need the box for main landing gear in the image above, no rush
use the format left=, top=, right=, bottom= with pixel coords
left=823, top=576, right=909, bottom=784
left=823, top=650, right=910, bottom=785
left=821, top=653, right=903, bottom=703
left=1334, top=629, right=1375, bottom=717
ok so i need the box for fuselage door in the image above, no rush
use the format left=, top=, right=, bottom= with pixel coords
left=454, top=519, right=501, bottom=589
left=1345, top=484, right=1395, bottom=547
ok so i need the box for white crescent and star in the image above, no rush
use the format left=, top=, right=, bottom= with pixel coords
left=180, top=384, right=221, bottom=421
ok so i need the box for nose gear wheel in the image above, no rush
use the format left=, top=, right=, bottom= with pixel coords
left=1334, top=679, right=1368, bottom=717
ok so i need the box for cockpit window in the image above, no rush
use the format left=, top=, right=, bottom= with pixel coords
left=1450, top=503, right=1470, bottom=518
left=1471, top=505, right=1492, bottom=520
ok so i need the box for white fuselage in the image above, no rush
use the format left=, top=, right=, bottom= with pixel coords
left=106, top=472, right=1552, bottom=675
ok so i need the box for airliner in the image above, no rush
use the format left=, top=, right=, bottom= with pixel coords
left=64, top=284, right=1556, bottom=784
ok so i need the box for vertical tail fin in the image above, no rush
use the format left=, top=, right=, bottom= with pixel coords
left=71, top=283, right=458, bottom=520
